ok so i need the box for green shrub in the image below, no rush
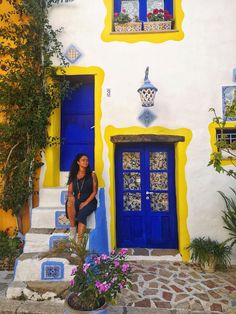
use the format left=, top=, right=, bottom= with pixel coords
left=0, top=228, right=24, bottom=270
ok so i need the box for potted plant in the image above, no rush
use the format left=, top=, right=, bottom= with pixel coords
left=144, top=8, right=173, bottom=32
left=52, top=233, right=132, bottom=313
left=113, top=9, right=142, bottom=33
left=188, top=237, right=231, bottom=272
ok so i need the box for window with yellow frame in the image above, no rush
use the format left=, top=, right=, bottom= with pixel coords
left=101, top=0, right=184, bottom=43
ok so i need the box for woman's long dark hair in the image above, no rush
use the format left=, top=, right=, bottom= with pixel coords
left=67, top=153, right=92, bottom=185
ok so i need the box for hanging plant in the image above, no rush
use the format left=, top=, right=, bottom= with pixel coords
left=0, top=0, right=70, bottom=233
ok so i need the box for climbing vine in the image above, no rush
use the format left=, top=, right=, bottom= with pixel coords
left=0, top=0, right=70, bottom=232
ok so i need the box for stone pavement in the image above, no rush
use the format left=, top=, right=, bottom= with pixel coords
left=0, top=261, right=236, bottom=313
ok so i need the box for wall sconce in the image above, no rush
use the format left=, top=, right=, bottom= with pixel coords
left=138, top=67, right=158, bottom=107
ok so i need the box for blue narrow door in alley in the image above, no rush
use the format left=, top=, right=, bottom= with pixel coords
left=115, top=143, right=178, bottom=248
left=60, top=76, right=95, bottom=171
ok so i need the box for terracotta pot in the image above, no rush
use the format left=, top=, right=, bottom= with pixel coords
left=143, top=21, right=172, bottom=32
left=201, top=256, right=216, bottom=273
left=64, top=293, right=108, bottom=314
left=114, top=22, right=142, bottom=33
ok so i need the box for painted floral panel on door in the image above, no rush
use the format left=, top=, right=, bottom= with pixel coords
left=123, top=192, right=141, bottom=211
left=150, top=172, right=168, bottom=190
left=122, top=152, right=140, bottom=170
left=150, top=193, right=168, bottom=211
left=150, top=152, right=167, bottom=170
left=123, top=172, right=141, bottom=190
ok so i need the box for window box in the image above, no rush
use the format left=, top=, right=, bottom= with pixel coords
left=114, top=22, right=142, bottom=33
left=143, top=21, right=172, bottom=32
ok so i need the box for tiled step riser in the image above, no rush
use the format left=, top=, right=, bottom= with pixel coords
left=14, top=258, right=74, bottom=282
left=31, top=207, right=95, bottom=229
left=24, top=233, right=90, bottom=253
left=24, top=233, right=69, bottom=253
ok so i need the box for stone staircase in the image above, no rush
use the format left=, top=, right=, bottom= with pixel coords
left=6, top=187, right=98, bottom=301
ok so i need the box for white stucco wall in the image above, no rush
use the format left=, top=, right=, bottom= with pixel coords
left=48, top=0, right=236, bottom=262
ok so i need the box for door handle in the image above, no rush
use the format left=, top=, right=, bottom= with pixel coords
left=146, top=191, right=154, bottom=195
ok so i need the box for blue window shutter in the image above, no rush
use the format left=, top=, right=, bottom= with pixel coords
left=164, top=0, right=173, bottom=15
left=139, top=0, right=147, bottom=22
left=114, top=0, right=121, bottom=13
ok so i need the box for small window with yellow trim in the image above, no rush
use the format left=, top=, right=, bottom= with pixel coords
left=101, top=0, right=184, bottom=43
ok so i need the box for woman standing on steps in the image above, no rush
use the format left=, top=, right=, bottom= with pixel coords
left=67, top=153, right=98, bottom=241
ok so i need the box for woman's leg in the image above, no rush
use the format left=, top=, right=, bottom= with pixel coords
left=77, top=222, right=86, bottom=243
left=67, top=198, right=76, bottom=239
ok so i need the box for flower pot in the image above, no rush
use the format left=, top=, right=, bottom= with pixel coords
left=64, top=293, right=108, bottom=314
left=143, top=21, right=172, bottom=32
left=114, top=22, right=142, bottom=33
left=201, top=256, right=216, bottom=273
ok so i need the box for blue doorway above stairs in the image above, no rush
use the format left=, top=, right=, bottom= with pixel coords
left=60, top=75, right=95, bottom=171
left=115, top=142, right=178, bottom=249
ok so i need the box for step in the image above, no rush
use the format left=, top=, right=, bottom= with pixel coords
left=24, top=229, right=69, bottom=253
left=14, top=253, right=75, bottom=282
left=31, top=206, right=95, bottom=229
left=39, top=188, right=67, bottom=207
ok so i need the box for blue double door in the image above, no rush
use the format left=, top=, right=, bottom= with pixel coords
left=115, top=143, right=178, bottom=249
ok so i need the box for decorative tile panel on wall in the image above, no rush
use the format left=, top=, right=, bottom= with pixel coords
left=55, top=211, right=70, bottom=228
left=49, top=235, right=68, bottom=250
left=41, top=261, right=64, bottom=280
left=138, top=109, right=157, bottom=127
left=64, top=44, right=81, bottom=64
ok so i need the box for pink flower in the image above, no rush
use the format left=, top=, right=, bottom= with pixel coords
left=111, top=276, right=117, bottom=283
left=118, top=283, right=124, bottom=289
left=114, top=12, right=119, bottom=17
left=95, top=280, right=101, bottom=288
left=94, top=256, right=101, bottom=265
left=110, top=249, right=115, bottom=255
left=95, top=280, right=111, bottom=293
left=101, top=254, right=109, bottom=260
left=69, top=279, right=75, bottom=286
left=121, top=262, right=129, bottom=273
left=82, top=263, right=90, bottom=273
left=70, top=267, right=77, bottom=276
left=119, top=248, right=128, bottom=255
left=114, top=260, right=120, bottom=268
left=122, top=8, right=126, bottom=13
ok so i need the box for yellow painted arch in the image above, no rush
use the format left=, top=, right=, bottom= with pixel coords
left=105, top=125, right=192, bottom=261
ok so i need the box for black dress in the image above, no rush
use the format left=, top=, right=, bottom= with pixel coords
left=73, top=173, right=97, bottom=225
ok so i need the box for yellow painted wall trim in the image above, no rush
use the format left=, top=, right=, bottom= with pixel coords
left=44, top=66, right=105, bottom=187
left=101, top=0, right=184, bottom=43
left=209, top=122, right=236, bottom=166
left=105, top=125, right=192, bottom=261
